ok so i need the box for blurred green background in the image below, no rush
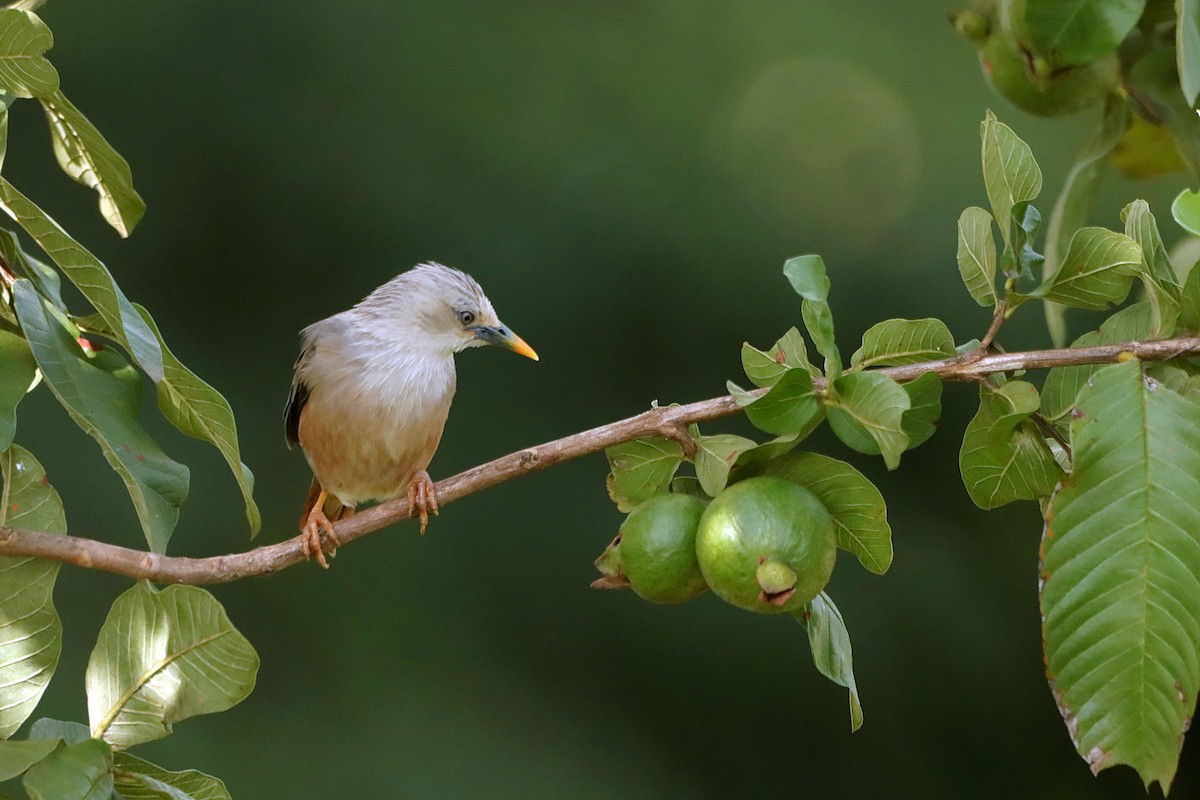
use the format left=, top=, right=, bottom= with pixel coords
left=2, top=0, right=1197, bottom=797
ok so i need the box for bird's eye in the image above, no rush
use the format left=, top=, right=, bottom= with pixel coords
left=459, top=310, right=475, bottom=326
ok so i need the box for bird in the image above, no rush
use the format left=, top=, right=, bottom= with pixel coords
left=284, top=262, right=538, bottom=567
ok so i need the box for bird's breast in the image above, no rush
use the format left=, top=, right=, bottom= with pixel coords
left=298, top=347, right=457, bottom=506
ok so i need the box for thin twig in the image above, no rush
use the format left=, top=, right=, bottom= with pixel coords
left=1, top=336, right=1199, bottom=584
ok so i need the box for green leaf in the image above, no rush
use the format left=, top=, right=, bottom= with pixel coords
left=1044, top=96, right=1130, bottom=345
left=1179, top=0, right=1200, bottom=106
left=0, top=327, right=35, bottom=450
left=0, top=177, right=164, bottom=382
left=1127, top=48, right=1200, bottom=178
left=900, top=372, right=943, bottom=450
left=826, top=372, right=909, bottom=470
left=12, top=281, right=188, bottom=553
left=955, top=206, right=998, bottom=308
left=0, top=103, right=7, bottom=174
left=668, top=476, right=706, bottom=500
left=0, top=445, right=63, bottom=739
left=850, top=318, right=955, bottom=368
left=740, top=327, right=816, bottom=389
left=1035, top=227, right=1142, bottom=310
left=795, top=593, right=862, bottom=732
left=980, top=110, right=1042, bottom=251
left=22, top=739, right=112, bottom=800
left=782, top=254, right=830, bottom=301
left=1124, top=199, right=1181, bottom=337
left=783, top=255, right=840, bottom=376
left=1113, top=114, right=1186, bottom=179
left=86, top=582, right=259, bottom=749
left=112, top=752, right=231, bottom=800
left=1041, top=361, right=1200, bottom=790
left=28, top=719, right=89, bottom=745
left=1041, top=303, right=1153, bottom=421
left=730, top=432, right=803, bottom=469
left=0, top=10, right=57, bottom=98
left=743, top=368, right=823, bottom=437
left=756, top=452, right=891, bottom=575
left=693, top=434, right=756, bottom=497
left=959, top=381, right=1062, bottom=509
left=605, top=437, right=684, bottom=513
left=1020, top=0, right=1145, bottom=65
left=39, top=90, right=145, bottom=237
left=0, top=228, right=63, bottom=311
left=1002, top=201, right=1045, bottom=282
left=725, top=380, right=758, bottom=408
left=1181, top=261, right=1200, bottom=332
left=0, top=739, right=57, bottom=781
left=1172, top=188, right=1200, bottom=238
left=1123, top=200, right=1179, bottom=289
left=135, top=306, right=259, bottom=535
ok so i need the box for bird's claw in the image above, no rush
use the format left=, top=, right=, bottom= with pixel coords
left=301, top=508, right=341, bottom=569
left=407, top=470, right=440, bottom=535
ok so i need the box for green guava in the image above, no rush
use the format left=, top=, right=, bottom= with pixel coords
left=695, top=476, right=836, bottom=614
left=977, top=28, right=1117, bottom=117
left=592, top=493, right=709, bottom=604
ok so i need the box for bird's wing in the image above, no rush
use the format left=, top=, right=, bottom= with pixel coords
left=284, top=343, right=312, bottom=449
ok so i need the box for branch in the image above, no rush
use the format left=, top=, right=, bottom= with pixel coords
left=2, top=336, right=1198, bottom=584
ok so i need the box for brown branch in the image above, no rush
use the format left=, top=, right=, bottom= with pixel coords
left=2, top=336, right=1199, bottom=584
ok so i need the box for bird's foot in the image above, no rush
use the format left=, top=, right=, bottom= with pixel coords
left=301, top=507, right=341, bottom=569
left=407, top=470, right=440, bottom=534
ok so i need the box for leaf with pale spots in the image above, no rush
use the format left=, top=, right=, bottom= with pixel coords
left=39, top=89, right=145, bottom=237
left=0, top=445, right=62, bottom=739
left=1041, top=361, right=1200, bottom=791
left=605, top=437, right=684, bottom=513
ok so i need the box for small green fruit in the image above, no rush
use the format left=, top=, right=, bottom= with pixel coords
left=695, top=476, right=836, bottom=614
left=978, top=29, right=1117, bottom=117
left=593, top=493, right=709, bottom=604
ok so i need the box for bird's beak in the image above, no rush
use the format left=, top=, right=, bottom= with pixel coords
left=474, top=325, right=539, bottom=361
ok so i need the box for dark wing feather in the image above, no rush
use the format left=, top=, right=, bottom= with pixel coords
left=284, top=346, right=312, bottom=449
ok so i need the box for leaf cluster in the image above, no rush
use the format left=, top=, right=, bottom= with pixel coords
left=0, top=7, right=261, bottom=796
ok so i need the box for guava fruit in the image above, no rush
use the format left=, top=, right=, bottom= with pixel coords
left=592, top=493, right=709, bottom=604
left=695, top=476, right=836, bottom=614
left=977, top=27, right=1117, bottom=117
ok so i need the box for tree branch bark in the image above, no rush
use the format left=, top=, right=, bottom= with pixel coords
left=2, top=336, right=1198, bottom=584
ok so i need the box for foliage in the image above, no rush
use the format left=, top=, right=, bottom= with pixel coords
left=603, top=101, right=1200, bottom=792
left=1, top=1, right=1200, bottom=797
left=0, top=4, right=258, bottom=796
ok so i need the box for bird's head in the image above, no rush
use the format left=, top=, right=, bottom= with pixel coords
left=362, top=262, right=539, bottom=361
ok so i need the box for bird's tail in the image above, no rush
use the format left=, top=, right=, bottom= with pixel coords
left=299, top=478, right=352, bottom=529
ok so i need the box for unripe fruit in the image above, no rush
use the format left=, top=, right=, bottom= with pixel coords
left=695, top=476, right=836, bottom=615
left=592, top=493, right=709, bottom=604
left=977, top=29, right=1117, bottom=117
